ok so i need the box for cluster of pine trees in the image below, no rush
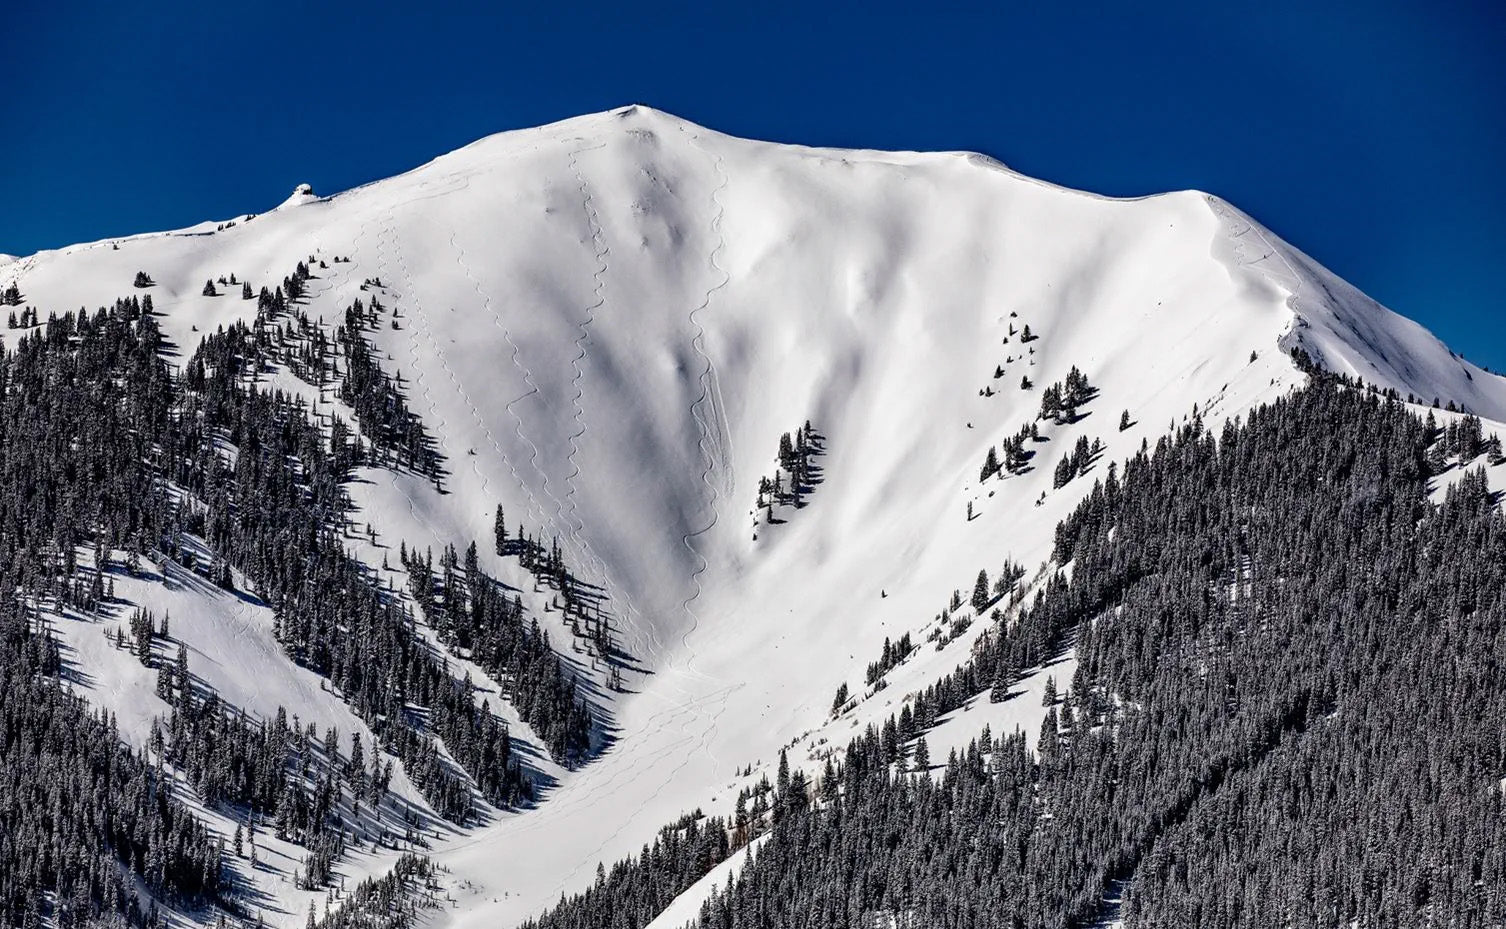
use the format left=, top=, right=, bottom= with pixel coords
left=1051, top=433, right=1103, bottom=488
left=311, top=854, right=439, bottom=929
left=5, top=306, right=38, bottom=328
left=981, top=420, right=1040, bottom=481
left=754, top=422, right=823, bottom=527
left=338, top=296, right=442, bottom=478
left=1037, top=365, right=1095, bottom=424
left=400, top=538, right=594, bottom=762
left=529, top=373, right=1506, bottom=929
left=863, top=632, right=914, bottom=687
left=1431, top=411, right=1504, bottom=469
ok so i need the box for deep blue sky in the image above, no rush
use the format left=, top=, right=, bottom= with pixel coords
left=5, top=1, right=1503, bottom=367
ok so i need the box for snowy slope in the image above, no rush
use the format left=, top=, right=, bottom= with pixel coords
left=6, top=104, right=1502, bottom=927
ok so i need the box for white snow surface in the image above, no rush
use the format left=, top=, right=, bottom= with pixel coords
left=6, top=104, right=1504, bottom=927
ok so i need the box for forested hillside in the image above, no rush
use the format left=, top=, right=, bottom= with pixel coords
left=0, top=296, right=601, bottom=925
left=527, top=376, right=1506, bottom=929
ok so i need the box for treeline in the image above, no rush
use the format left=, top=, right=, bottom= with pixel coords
left=1037, top=364, right=1095, bottom=424
left=1051, top=433, right=1102, bottom=488
left=528, top=374, right=1506, bottom=929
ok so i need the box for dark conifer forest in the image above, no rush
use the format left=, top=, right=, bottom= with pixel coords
left=526, top=377, right=1506, bottom=929
left=0, top=291, right=600, bottom=925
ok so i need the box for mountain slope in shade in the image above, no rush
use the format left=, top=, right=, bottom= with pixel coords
left=4, top=105, right=1502, bottom=927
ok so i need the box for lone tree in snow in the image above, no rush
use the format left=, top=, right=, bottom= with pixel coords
left=971, top=569, right=991, bottom=613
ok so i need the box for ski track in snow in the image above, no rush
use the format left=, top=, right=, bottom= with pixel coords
left=556, top=139, right=656, bottom=668
left=668, top=129, right=738, bottom=777
left=1212, top=198, right=1306, bottom=329
left=388, top=205, right=455, bottom=487
left=448, top=224, right=554, bottom=535
left=561, top=141, right=608, bottom=554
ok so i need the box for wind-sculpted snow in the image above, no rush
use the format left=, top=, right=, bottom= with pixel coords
left=4, top=104, right=1502, bottom=928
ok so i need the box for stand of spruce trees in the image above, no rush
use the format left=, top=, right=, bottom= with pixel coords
left=401, top=541, right=594, bottom=762
left=0, top=302, right=221, bottom=927
left=183, top=316, right=531, bottom=820
left=527, top=374, right=1506, bottom=929
left=0, top=286, right=601, bottom=922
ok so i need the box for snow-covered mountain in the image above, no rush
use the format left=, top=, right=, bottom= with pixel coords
left=5, top=104, right=1502, bottom=928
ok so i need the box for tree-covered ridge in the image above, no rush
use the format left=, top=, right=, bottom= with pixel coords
left=182, top=319, right=530, bottom=820
left=400, top=539, right=595, bottom=763
left=0, top=288, right=603, bottom=921
left=528, top=376, right=1506, bottom=929
left=522, top=810, right=735, bottom=929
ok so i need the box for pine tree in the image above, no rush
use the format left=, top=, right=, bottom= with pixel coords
left=971, top=569, right=990, bottom=612
left=980, top=446, right=1000, bottom=481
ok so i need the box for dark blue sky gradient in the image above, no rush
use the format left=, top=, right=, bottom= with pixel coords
left=4, top=1, right=1502, bottom=366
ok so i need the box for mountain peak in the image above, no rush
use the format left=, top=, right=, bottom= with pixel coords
left=3, top=107, right=1504, bottom=928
